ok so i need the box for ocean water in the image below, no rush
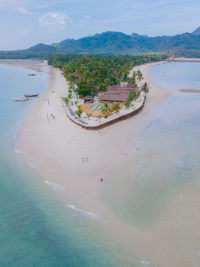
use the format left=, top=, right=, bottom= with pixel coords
left=104, top=63, right=200, bottom=229
left=0, top=64, right=118, bottom=267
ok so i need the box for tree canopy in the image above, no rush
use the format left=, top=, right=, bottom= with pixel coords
left=47, top=54, right=169, bottom=97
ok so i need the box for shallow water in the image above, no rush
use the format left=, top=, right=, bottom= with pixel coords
left=0, top=64, right=119, bottom=267
left=102, top=62, right=200, bottom=265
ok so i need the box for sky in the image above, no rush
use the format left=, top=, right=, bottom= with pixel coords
left=1, top=0, right=200, bottom=50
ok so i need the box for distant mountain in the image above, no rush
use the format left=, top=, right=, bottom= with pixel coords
left=192, top=26, right=200, bottom=35
left=28, top=43, right=56, bottom=52
left=50, top=27, right=200, bottom=55
left=1, top=27, right=200, bottom=58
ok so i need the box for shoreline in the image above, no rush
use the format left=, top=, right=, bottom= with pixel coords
left=17, top=60, right=174, bottom=265
left=19, top=60, right=172, bottom=211
left=0, top=59, right=47, bottom=72
left=167, top=57, right=200, bottom=62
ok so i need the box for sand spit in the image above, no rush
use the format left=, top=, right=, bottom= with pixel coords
left=179, top=88, right=200, bottom=93
left=168, top=57, right=200, bottom=62
left=0, top=59, right=46, bottom=72
left=17, top=60, right=182, bottom=266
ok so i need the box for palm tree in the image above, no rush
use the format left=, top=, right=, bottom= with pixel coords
left=86, top=113, right=92, bottom=120
left=101, top=102, right=110, bottom=115
left=141, top=82, right=149, bottom=93
left=136, top=70, right=143, bottom=81
left=75, top=105, right=83, bottom=117
left=112, top=102, right=120, bottom=114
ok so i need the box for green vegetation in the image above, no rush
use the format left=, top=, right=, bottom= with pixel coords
left=47, top=54, right=168, bottom=98
left=68, top=88, right=72, bottom=98
left=101, top=102, right=111, bottom=115
left=75, top=105, right=83, bottom=117
left=125, top=90, right=137, bottom=108
left=111, top=103, right=120, bottom=114
left=86, top=113, right=92, bottom=119
left=141, top=82, right=149, bottom=93
left=63, top=97, right=69, bottom=104
left=2, top=27, right=200, bottom=59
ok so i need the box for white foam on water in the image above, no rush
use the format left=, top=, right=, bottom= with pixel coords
left=45, top=180, right=63, bottom=191
left=191, top=249, right=200, bottom=257
left=28, top=161, right=40, bottom=170
left=65, top=204, right=100, bottom=220
left=15, top=148, right=23, bottom=154
left=140, top=260, right=151, bottom=266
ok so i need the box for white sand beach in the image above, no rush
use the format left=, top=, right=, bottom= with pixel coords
left=19, top=61, right=171, bottom=211
left=18, top=61, right=184, bottom=266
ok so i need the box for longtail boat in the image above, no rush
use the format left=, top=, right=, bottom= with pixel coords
left=14, top=97, right=29, bottom=102
left=24, top=94, right=39, bottom=97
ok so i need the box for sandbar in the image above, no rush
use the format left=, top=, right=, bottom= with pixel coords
left=18, top=61, right=177, bottom=266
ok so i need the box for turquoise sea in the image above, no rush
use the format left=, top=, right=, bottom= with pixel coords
left=0, top=64, right=117, bottom=267
left=2, top=61, right=200, bottom=267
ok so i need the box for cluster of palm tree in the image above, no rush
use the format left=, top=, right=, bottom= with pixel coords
left=101, top=102, right=120, bottom=116
left=47, top=54, right=167, bottom=98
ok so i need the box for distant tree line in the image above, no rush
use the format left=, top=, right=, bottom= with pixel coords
left=47, top=53, right=169, bottom=97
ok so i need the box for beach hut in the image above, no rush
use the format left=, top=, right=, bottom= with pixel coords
left=99, top=82, right=139, bottom=103
left=83, top=95, right=94, bottom=103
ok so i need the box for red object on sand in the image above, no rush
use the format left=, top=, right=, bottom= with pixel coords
left=100, top=178, right=103, bottom=182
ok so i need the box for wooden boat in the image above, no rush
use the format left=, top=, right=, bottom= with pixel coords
left=24, top=94, right=39, bottom=97
left=14, top=96, right=29, bottom=102
left=28, top=73, right=36, bottom=76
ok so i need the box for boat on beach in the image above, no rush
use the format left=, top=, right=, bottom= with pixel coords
left=14, top=96, right=29, bottom=102
left=24, top=94, right=39, bottom=97
left=28, top=73, right=36, bottom=76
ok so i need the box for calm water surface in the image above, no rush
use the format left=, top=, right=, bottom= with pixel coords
left=105, top=62, right=200, bottom=229
left=0, top=64, right=117, bottom=267
left=102, top=62, right=200, bottom=266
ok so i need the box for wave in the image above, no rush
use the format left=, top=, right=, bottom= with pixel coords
left=28, top=161, right=40, bottom=170
left=45, top=180, right=63, bottom=191
left=15, top=148, right=23, bottom=154
left=65, top=204, right=100, bottom=220
left=140, top=260, right=151, bottom=266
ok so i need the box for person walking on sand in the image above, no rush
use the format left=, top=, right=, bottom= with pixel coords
left=82, top=157, right=84, bottom=163
left=86, top=155, right=88, bottom=162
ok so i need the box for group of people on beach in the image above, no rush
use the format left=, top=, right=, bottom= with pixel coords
left=81, top=155, right=88, bottom=163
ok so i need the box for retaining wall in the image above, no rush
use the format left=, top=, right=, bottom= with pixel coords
left=63, top=95, right=146, bottom=130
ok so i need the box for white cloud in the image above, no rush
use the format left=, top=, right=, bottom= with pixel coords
left=84, top=15, right=90, bottom=19
left=0, top=0, right=27, bottom=7
left=38, top=12, right=72, bottom=32
left=17, top=6, right=32, bottom=15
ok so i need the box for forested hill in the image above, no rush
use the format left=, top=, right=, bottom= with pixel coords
left=52, top=30, right=200, bottom=55
left=1, top=27, right=200, bottom=58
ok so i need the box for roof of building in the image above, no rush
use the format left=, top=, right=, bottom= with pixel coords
left=99, top=92, right=129, bottom=102
left=99, top=82, right=139, bottom=102
left=83, top=95, right=94, bottom=100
